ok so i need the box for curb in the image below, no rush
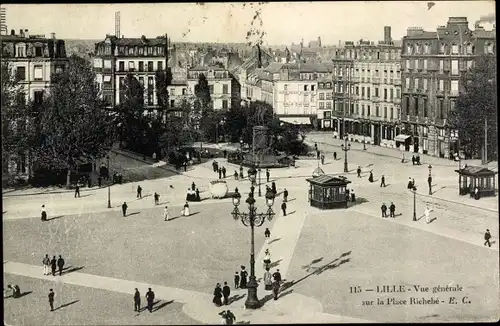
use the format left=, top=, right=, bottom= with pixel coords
left=415, top=190, right=498, bottom=213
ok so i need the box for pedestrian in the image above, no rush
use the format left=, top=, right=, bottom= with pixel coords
left=272, top=269, right=282, bottom=283
left=484, top=229, right=492, bottom=247
left=474, top=186, right=480, bottom=200
left=381, top=203, right=387, bottom=218
left=316, top=150, right=320, bottom=160
left=350, top=189, right=356, bottom=202
left=333, top=152, right=337, bottom=160
left=263, top=249, right=271, bottom=269
left=98, top=176, right=102, bottom=187
left=271, top=181, right=277, bottom=195
left=74, top=185, right=80, bottom=198
left=191, top=181, right=196, bottom=191
left=389, top=202, right=396, bottom=218
left=265, top=169, right=270, bottom=183
left=401, top=153, right=405, bottom=163
left=368, top=171, right=374, bottom=183
left=195, top=188, right=201, bottom=201
left=321, top=154, right=325, bottom=165
left=222, top=166, right=226, bottom=178
left=234, top=272, right=240, bottom=289
left=234, top=187, right=239, bottom=196
left=272, top=279, right=280, bottom=300
left=424, top=205, right=433, bottom=224
left=357, top=166, right=362, bottom=178
left=213, top=161, right=217, bottom=172
left=213, top=283, right=223, bottom=307
left=412, top=178, right=416, bottom=189
left=146, top=287, right=155, bottom=313
left=428, top=175, right=432, bottom=195
left=264, top=228, right=271, bottom=244
left=380, top=175, right=386, bottom=187
left=6, top=284, right=21, bottom=298
left=283, top=188, right=288, bottom=202
left=154, top=192, right=159, bottom=205
left=43, top=254, right=50, bottom=275
left=137, top=185, right=142, bottom=199
left=263, top=267, right=273, bottom=291
left=57, top=255, right=65, bottom=276
left=416, top=155, right=421, bottom=165
left=314, top=143, right=318, bottom=151
left=218, top=168, right=222, bottom=179
left=183, top=201, right=190, bottom=216
left=164, top=206, right=169, bottom=221
left=239, top=266, right=248, bottom=289
left=122, top=202, right=128, bottom=217
left=134, top=288, right=141, bottom=312
left=407, top=177, right=413, bottom=189
left=152, top=152, right=157, bottom=162
left=50, top=256, right=57, bottom=276
left=234, top=171, right=238, bottom=180
left=281, top=201, right=287, bottom=216
left=239, top=166, right=244, bottom=179
left=222, top=281, right=230, bottom=305
left=48, top=289, right=55, bottom=311
left=224, top=309, right=236, bottom=325
left=412, top=155, right=415, bottom=165
left=345, top=188, right=350, bottom=200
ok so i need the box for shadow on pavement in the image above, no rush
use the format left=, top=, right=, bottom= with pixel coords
left=229, top=293, right=246, bottom=304
left=287, top=211, right=296, bottom=216
left=348, top=197, right=369, bottom=208
left=168, top=211, right=200, bottom=222
left=268, top=237, right=281, bottom=245
left=17, top=291, right=33, bottom=298
left=236, top=321, right=251, bottom=324
left=62, top=266, right=84, bottom=275
left=269, top=259, right=282, bottom=269
left=79, top=194, right=93, bottom=198
left=153, top=300, right=174, bottom=311
left=54, top=299, right=79, bottom=311
left=47, top=215, right=65, bottom=221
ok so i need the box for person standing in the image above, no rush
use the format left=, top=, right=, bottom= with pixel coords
left=357, top=166, right=361, bottom=178
left=122, top=202, right=128, bottom=217
left=222, top=282, right=230, bottom=305
left=272, top=279, right=280, bottom=301
left=266, top=169, right=270, bottom=182
left=350, top=189, right=356, bottom=202
left=50, top=256, right=57, bottom=276
left=41, top=205, right=47, bottom=222
left=380, top=175, right=386, bottom=187
left=195, top=188, right=201, bottom=201
left=192, top=182, right=196, bottom=191
left=164, top=206, right=169, bottom=221
left=74, top=185, right=80, bottom=198
left=263, top=249, right=271, bottom=270
left=333, top=152, right=337, bottom=160
left=87, top=177, right=92, bottom=189
left=428, top=175, right=432, bottom=195
left=183, top=202, right=190, bottom=216
left=272, top=269, right=282, bottom=284
left=48, top=289, right=55, bottom=311
left=146, top=288, right=155, bottom=313
left=264, top=228, right=271, bottom=244
left=271, top=182, right=277, bottom=196
left=263, top=267, right=273, bottom=291
left=424, top=206, right=433, bottom=224
left=137, top=185, right=142, bottom=199
left=239, top=166, right=244, bottom=179
left=484, top=229, right=492, bottom=247
left=368, top=171, right=374, bottom=183
left=321, top=154, right=325, bottom=165
left=222, top=166, right=226, bottom=178
left=218, top=168, right=222, bottom=179
left=43, top=254, right=50, bottom=276
left=234, top=272, right=240, bottom=289
left=412, top=155, right=416, bottom=165
left=381, top=203, right=388, bottom=218
left=407, top=177, right=413, bottom=189
left=57, top=255, right=65, bottom=276
left=154, top=192, right=160, bottom=205
left=239, top=266, right=248, bottom=289
left=281, top=201, right=287, bottom=216
left=389, top=202, right=396, bottom=218
left=234, top=171, right=238, bottom=180
left=401, top=153, right=405, bottom=163
left=134, top=288, right=141, bottom=312
left=213, top=283, right=223, bottom=307
left=283, top=188, right=288, bottom=202
left=213, top=161, right=217, bottom=172
left=224, top=310, right=236, bottom=325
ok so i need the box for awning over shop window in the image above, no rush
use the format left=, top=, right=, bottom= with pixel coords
left=280, top=117, right=312, bottom=125
left=394, top=134, right=411, bottom=142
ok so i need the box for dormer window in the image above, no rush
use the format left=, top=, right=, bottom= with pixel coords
left=451, top=43, right=459, bottom=54
left=128, top=47, right=134, bottom=55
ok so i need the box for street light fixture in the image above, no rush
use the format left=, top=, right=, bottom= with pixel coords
left=412, top=186, right=417, bottom=221
left=232, top=190, right=275, bottom=309
left=257, top=165, right=262, bottom=197
left=428, top=164, right=432, bottom=177
left=341, top=136, right=351, bottom=173
left=107, top=155, right=111, bottom=208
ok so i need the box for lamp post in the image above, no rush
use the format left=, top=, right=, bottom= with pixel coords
left=240, top=138, right=244, bottom=167
left=412, top=186, right=417, bottom=221
left=341, top=136, right=351, bottom=173
left=107, top=155, right=111, bottom=208
left=232, top=191, right=275, bottom=309
left=257, top=165, right=262, bottom=197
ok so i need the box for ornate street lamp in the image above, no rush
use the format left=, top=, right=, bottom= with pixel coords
left=257, top=165, right=262, bottom=197
left=239, top=138, right=244, bottom=167
left=412, top=186, right=417, bottom=221
left=232, top=191, right=275, bottom=309
left=107, top=155, right=111, bottom=208
left=341, top=136, right=351, bottom=173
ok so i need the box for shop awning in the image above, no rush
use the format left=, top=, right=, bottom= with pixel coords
left=394, top=134, right=411, bottom=142
left=280, top=117, right=312, bottom=125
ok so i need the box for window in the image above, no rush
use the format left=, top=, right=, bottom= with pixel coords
left=326, top=102, right=332, bottom=109
left=138, top=61, right=144, bottom=72
left=439, top=43, right=445, bottom=54
left=182, top=88, right=187, bottom=95
left=384, top=106, right=387, bottom=118
left=326, top=92, right=332, bottom=100
left=223, top=84, right=228, bottom=94
left=355, top=86, right=359, bottom=95
left=406, top=44, right=412, bottom=55
left=324, top=111, right=331, bottom=119
left=485, top=43, right=494, bottom=54
left=438, top=99, right=444, bottom=119
left=415, top=97, right=419, bottom=116
left=423, top=59, right=428, bottom=70
left=424, top=99, right=428, bottom=117
left=34, top=65, right=43, bottom=80
left=384, top=88, right=387, bottom=100
left=303, top=94, right=309, bottom=102
left=414, top=59, right=418, bottom=70
left=367, top=105, right=371, bottom=116
left=466, top=43, right=473, bottom=55
left=375, top=88, right=379, bottom=97
left=390, top=107, right=394, bottom=119
left=414, top=43, right=420, bottom=54
left=361, top=104, right=365, bottom=116
left=424, top=43, right=430, bottom=54
left=118, top=61, right=124, bottom=71
left=128, top=47, right=134, bottom=55
left=304, top=85, right=308, bottom=91
left=128, top=61, right=135, bottom=71
left=170, top=88, right=175, bottom=96
left=451, top=80, right=459, bottom=95
left=439, top=60, right=444, bottom=72
left=148, top=77, right=154, bottom=86
left=147, top=92, right=154, bottom=105
left=414, top=78, right=419, bottom=90
left=138, top=77, right=144, bottom=85
left=148, top=61, right=154, bottom=72
left=222, top=99, right=228, bottom=109
left=170, top=100, right=175, bottom=107
left=157, top=61, right=163, bottom=71
left=319, top=102, right=325, bottom=109
left=34, top=90, right=44, bottom=107
left=311, top=85, right=315, bottom=91
left=361, top=87, right=365, bottom=98
left=439, top=80, right=444, bottom=91
left=423, top=79, right=428, bottom=90
left=16, top=67, right=26, bottom=81
left=35, top=46, right=43, bottom=57
left=376, top=106, right=379, bottom=117
left=451, top=43, right=459, bottom=54
left=405, top=78, right=410, bottom=90
left=119, top=77, right=125, bottom=86
left=319, top=93, right=325, bottom=100
left=104, top=60, right=112, bottom=69
left=209, top=85, right=214, bottom=94
left=466, top=60, right=473, bottom=70
left=451, top=60, right=458, bottom=75
left=16, top=45, right=25, bottom=57
left=405, top=60, right=410, bottom=71
left=390, top=88, right=394, bottom=100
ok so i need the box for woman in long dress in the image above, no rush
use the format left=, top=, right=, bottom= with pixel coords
left=213, top=283, right=223, bottom=306
left=41, top=205, right=47, bottom=221
left=164, top=206, right=169, bottom=221
left=239, top=266, right=248, bottom=289
left=263, top=268, right=273, bottom=291
left=183, top=202, right=190, bottom=216
left=263, top=249, right=271, bottom=269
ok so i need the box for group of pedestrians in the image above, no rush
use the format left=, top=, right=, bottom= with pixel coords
left=133, top=288, right=156, bottom=313
left=380, top=202, right=397, bottom=218
left=212, top=282, right=232, bottom=306
left=212, top=161, right=228, bottom=179
left=42, top=254, right=65, bottom=276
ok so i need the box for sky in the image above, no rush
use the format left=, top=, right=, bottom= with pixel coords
left=2, top=2, right=495, bottom=45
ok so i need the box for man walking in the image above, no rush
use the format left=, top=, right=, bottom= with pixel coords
left=272, top=279, right=280, bottom=301
left=122, top=202, right=128, bottom=217
left=222, top=166, right=226, bottom=178
left=428, top=175, right=432, bottom=195
left=333, top=152, right=337, bottom=160
left=164, top=206, right=169, bottom=221
left=50, top=256, right=57, bottom=276
left=57, top=255, right=65, bottom=276
left=272, top=269, right=282, bottom=283
left=234, top=272, right=240, bottom=289
left=264, top=228, right=271, bottom=244
left=146, top=287, right=155, bottom=313
left=154, top=192, right=159, bottom=205
left=48, top=289, right=55, bottom=311
left=74, top=185, right=80, bottom=198
left=222, top=281, right=230, bottom=305
left=137, top=185, right=142, bottom=199
left=484, top=229, right=492, bottom=247
left=281, top=201, right=287, bottom=216
left=283, top=188, right=288, bottom=202
left=389, top=202, right=396, bottom=218
left=357, top=166, right=362, bottom=178
left=381, top=203, right=388, bottom=218
left=225, top=310, right=236, bottom=325
left=43, top=254, right=50, bottom=276
left=218, top=168, right=222, bottom=179
left=134, top=288, right=141, bottom=312
left=266, top=169, right=270, bottom=182
left=380, top=175, right=386, bottom=187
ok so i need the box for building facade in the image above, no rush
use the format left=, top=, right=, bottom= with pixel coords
left=186, top=66, right=235, bottom=110
left=401, top=17, right=496, bottom=158
left=316, top=77, right=334, bottom=129
left=1, top=28, right=68, bottom=181
left=93, top=34, right=168, bottom=111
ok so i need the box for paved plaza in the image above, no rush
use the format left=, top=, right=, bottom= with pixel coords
left=3, top=139, right=499, bottom=324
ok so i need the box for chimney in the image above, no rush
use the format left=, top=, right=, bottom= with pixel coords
left=384, top=26, right=392, bottom=44
left=24, top=29, right=29, bottom=38
left=10, top=29, right=14, bottom=36
left=51, top=32, right=55, bottom=39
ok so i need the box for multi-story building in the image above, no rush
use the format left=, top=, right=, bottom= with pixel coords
left=93, top=34, right=168, bottom=111
left=401, top=17, right=496, bottom=158
left=331, top=27, right=402, bottom=149
left=167, top=67, right=191, bottom=110
left=1, top=28, right=68, bottom=181
left=316, top=77, right=334, bottom=129
left=186, top=66, right=237, bottom=110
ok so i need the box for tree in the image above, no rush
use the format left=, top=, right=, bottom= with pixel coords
left=448, top=55, right=497, bottom=161
left=159, top=99, right=194, bottom=154
left=194, top=73, right=218, bottom=141
left=223, top=102, right=247, bottom=142
left=32, top=55, right=114, bottom=186
left=155, top=68, right=173, bottom=116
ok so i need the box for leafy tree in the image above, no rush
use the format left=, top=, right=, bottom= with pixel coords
left=159, top=99, right=194, bottom=154
left=155, top=68, right=173, bottom=117
left=223, top=102, right=247, bottom=142
left=32, top=55, right=114, bottom=187
left=448, top=55, right=497, bottom=161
